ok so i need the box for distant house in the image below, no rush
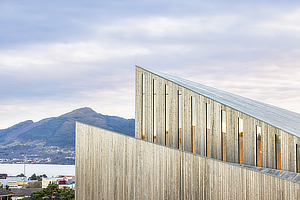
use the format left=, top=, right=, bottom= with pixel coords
left=0, top=188, right=14, bottom=199
left=0, top=174, right=7, bottom=179
left=11, top=188, right=42, bottom=200
left=0, top=177, right=28, bottom=189
left=42, top=177, right=64, bottom=188
left=42, top=177, right=75, bottom=189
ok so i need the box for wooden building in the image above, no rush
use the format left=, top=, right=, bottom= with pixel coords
left=76, top=66, right=300, bottom=199
left=135, top=66, right=300, bottom=172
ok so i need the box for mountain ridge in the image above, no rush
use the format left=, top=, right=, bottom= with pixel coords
left=0, top=107, right=135, bottom=148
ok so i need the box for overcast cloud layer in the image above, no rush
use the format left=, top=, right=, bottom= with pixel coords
left=1, top=0, right=300, bottom=129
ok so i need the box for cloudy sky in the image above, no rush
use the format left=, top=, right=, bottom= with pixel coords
left=1, top=0, right=300, bottom=129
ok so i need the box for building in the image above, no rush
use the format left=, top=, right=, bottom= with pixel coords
left=135, top=66, right=300, bottom=172
left=76, top=66, right=300, bottom=199
left=0, top=175, right=7, bottom=179
left=0, top=188, right=14, bottom=200
left=42, top=177, right=75, bottom=189
left=42, top=177, right=64, bottom=188
left=0, top=177, right=28, bottom=189
left=10, top=188, right=42, bottom=200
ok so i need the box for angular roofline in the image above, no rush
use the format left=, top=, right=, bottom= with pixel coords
left=136, top=65, right=300, bottom=138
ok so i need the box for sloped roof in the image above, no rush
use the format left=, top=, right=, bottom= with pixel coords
left=0, top=188, right=14, bottom=197
left=137, top=66, right=300, bottom=138
left=11, top=188, right=42, bottom=197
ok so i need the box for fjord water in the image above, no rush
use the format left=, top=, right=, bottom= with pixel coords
left=0, top=164, right=75, bottom=177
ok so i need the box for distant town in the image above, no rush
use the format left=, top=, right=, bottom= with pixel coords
left=0, top=145, right=75, bottom=165
left=0, top=173, right=75, bottom=199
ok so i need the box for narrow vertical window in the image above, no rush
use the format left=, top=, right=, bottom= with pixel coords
left=191, top=96, right=196, bottom=153
left=297, top=144, right=300, bottom=173
left=275, top=134, right=281, bottom=170
left=256, top=126, right=262, bottom=167
left=178, top=90, right=182, bottom=150
left=142, top=74, right=145, bottom=140
left=206, top=103, right=211, bottom=157
left=238, top=118, right=243, bottom=164
left=153, top=79, right=157, bottom=143
left=221, top=110, right=226, bottom=162
left=165, top=85, right=169, bottom=146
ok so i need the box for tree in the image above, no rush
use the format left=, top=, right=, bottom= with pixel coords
left=37, top=173, right=47, bottom=181
left=27, top=181, right=42, bottom=188
left=41, top=173, right=47, bottom=178
left=16, top=173, right=25, bottom=177
left=56, top=186, right=75, bottom=200
left=30, top=173, right=37, bottom=180
left=30, top=183, right=74, bottom=200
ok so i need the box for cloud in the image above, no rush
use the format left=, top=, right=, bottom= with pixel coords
left=1, top=0, right=300, bottom=129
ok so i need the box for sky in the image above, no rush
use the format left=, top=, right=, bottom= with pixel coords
left=1, top=0, right=300, bottom=129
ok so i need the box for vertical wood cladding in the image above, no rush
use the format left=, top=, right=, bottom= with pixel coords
left=76, top=123, right=300, bottom=200
left=135, top=66, right=300, bottom=172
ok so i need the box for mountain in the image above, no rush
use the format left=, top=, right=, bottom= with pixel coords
left=0, top=107, right=135, bottom=148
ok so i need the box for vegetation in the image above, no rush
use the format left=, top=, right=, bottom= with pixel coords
left=27, top=181, right=42, bottom=188
left=17, top=173, right=26, bottom=177
left=30, top=173, right=37, bottom=180
left=29, top=173, right=47, bottom=181
left=26, top=183, right=74, bottom=200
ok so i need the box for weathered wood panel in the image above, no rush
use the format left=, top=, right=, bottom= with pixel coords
left=76, top=123, right=300, bottom=200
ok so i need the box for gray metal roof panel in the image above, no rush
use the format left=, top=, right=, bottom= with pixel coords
left=137, top=66, right=300, bottom=138
left=241, top=165, right=300, bottom=183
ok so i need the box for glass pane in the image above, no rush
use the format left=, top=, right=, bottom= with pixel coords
left=238, top=118, right=243, bottom=164
left=206, top=103, right=211, bottom=129
left=178, top=90, right=182, bottom=150
left=275, top=135, right=281, bottom=170
left=153, top=79, right=157, bottom=142
left=221, top=110, right=226, bottom=162
left=165, top=85, right=169, bottom=146
left=256, top=126, right=262, bottom=167
left=221, top=110, right=226, bottom=133
left=142, top=74, right=145, bottom=140
left=239, top=118, right=243, bottom=136
left=206, top=103, right=211, bottom=157
left=297, top=144, right=300, bottom=173
left=191, top=96, right=196, bottom=153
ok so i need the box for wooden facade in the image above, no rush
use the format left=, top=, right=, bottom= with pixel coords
left=135, top=66, right=300, bottom=172
left=76, top=123, right=300, bottom=200
left=75, top=66, right=300, bottom=199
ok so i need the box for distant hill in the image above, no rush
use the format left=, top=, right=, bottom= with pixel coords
left=0, top=107, right=135, bottom=148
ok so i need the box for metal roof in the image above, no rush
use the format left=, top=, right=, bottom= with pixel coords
left=137, top=66, right=300, bottom=138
